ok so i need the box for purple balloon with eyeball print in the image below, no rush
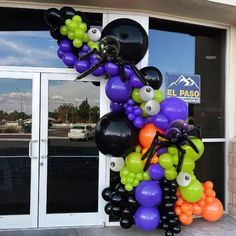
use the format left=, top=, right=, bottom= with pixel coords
left=160, top=97, right=188, bottom=122
left=75, top=60, right=90, bottom=73
left=110, top=102, right=123, bottom=112
left=152, top=113, right=169, bottom=130
left=106, top=75, right=132, bottom=103
left=62, top=52, right=77, bottom=67
left=148, top=164, right=164, bottom=181
left=134, top=207, right=160, bottom=231
left=135, top=180, right=162, bottom=207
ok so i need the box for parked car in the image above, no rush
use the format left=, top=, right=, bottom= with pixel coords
left=68, top=124, right=95, bottom=141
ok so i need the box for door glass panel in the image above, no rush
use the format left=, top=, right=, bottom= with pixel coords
left=47, top=81, right=100, bottom=213
left=0, top=78, right=32, bottom=215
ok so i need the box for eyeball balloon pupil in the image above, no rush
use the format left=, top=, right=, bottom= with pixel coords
left=146, top=88, right=151, bottom=93
left=146, top=106, right=151, bottom=112
left=92, top=29, right=97, bottom=33
left=110, top=162, right=115, bottom=168
left=185, top=175, right=190, bottom=181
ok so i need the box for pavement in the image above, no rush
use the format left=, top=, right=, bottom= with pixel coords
left=0, top=214, right=235, bottom=236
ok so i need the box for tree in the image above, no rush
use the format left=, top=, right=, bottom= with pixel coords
left=90, top=106, right=100, bottom=123
left=78, top=98, right=90, bottom=122
left=55, top=103, right=78, bottom=123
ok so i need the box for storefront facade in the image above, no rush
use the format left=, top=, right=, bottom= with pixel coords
left=0, top=0, right=235, bottom=229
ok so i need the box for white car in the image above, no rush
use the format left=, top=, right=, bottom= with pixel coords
left=68, top=124, right=95, bottom=141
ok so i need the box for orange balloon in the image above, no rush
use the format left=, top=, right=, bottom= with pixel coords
left=205, top=189, right=214, bottom=197
left=179, top=213, right=193, bottom=225
left=139, top=124, right=163, bottom=148
left=181, top=202, right=192, bottom=213
left=142, top=148, right=159, bottom=164
left=197, top=200, right=206, bottom=207
left=192, top=203, right=203, bottom=215
left=204, top=181, right=213, bottom=190
left=176, top=197, right=184, bottom=206
left=200, top=193, right=206, bottom=201
left=205, top=197, right=214, bottom=204
left=202, top=198, right=223, bottom=222
left=176, top=189, right=181, bottom=197
left=175, top=207, right=182, bottom=216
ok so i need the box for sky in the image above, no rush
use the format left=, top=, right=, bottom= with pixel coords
left=0, top=29, right=195, bottom=115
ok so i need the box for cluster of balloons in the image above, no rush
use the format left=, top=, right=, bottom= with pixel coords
left=46, top=6, right=224, bottom=235
left=175, top=181, right=223, bottom=225
left=102, top=183, right=139, bottom=229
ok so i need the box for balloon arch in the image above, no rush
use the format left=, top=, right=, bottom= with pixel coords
left=45, top=7, right=223, bottom=235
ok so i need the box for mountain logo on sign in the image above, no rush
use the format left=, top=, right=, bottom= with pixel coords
left=168, top=75, right=200, bottom=89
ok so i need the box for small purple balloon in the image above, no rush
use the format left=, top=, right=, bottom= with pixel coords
left=104, top=62, right=119, bottom=76
left=148, top=164, right=164, bottom=181
left=135, top=180, right=162, bottom=207
left=62, top=52, right=77, bottom=67
left=160, top=97, right=188, bottom=122
left=152, top=113, right=169, bottom=130
left=74, top=60, right=90, bottom=73
left=133, top=116, right=144, bottom=128
left=134, top=207, right=160, bottom=231
left=57, top=49, right=64, bottom=59
left=128, top=113, right=135, bottom=121
left=130, top=74, right=144, bottom=88
left=134, top=107, right=142, bottom=116
left=110, top=102, right=123, bottom=112
left=145, top=116, right=153, bottom=124
left=157, top=147, right=167, bottom=156
left=124, top=66, right=134, bottom=79
left=82, top=44, right=90, bottom=53
left=106, top=76, right=132, bottom=103
left=92, top=66, right=105, bottom=76
left=126, top=106, right=133, bottom=113
left=127, top=98, right=135, bottom=106
left=59, top=39, right=72, bottom=53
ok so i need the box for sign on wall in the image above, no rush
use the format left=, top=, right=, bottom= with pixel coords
left=165, top=73, right=201, bottom=104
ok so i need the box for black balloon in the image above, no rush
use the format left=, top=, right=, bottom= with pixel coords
left=111, top=205, right=121, bottom=217
left=105, top=203, right=112, bottom=215
left=50, top=27, right=64, bottom=40
left=95, top=112, right=138, bottom=157
left=120, top=217, right=133, bottom=229
left=60, top=6, right=76, bottom=20
left=116, top=184, right=126, bottom=196
left=102, top=18, right=148, bottom=64
left=165, top=231, right=174, bottom=236
left=121, top=206, right=132, bottom=218
left=140, top=66, right=163, bottom=89
left=110, top=192, right=123, bottom=206
left=45, top=8, right=61, bottom=27
left=173, top=225, right=181, bottom=234
left=102, top=187, right=112, bottom=201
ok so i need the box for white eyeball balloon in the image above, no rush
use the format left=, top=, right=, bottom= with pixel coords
left=176, top=172, right=191, bottom=187
left=88, top=28, right=101, bottom=42
left=139, top=86, right=154, bottom=101
left=145, top=100, right=160, bottom=116
left=109, top=157, right=125, bottom=172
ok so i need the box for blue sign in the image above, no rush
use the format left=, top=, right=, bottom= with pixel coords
left=165, top=73, right=201, bottom=104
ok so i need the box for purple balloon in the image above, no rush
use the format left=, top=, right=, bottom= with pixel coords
left=145, top=116, right=153, bottom=124
left=59, top=39, right=72, bottom=53
left=128, top=113, right=135, bottom=121
left=82, top=44, right=90, bottom=53
left=62, top=52, right=77, bottom=67
left=134, top=207, right=160, bottom=231
left=74, top=60, right=90, bottom=73
left=106, top=76, right=132, bottom=103
left=127, top=98, right=135, bottom=106
left=92, top=66, right=105, bottom=76
left=104, top=62, right=119, bottom=76
left=160, top=97, right=188, bottom=122
left=133, top=116, right=144, bottom=128
left=126, top=106, right=133, bottom=113
left=124, top=66, right=134, bottom=79
left=135, top=180, right=162, bottom=207
left=57, top=49, right=64, bottom=59
left=157, top=147, right=167, bottom=156
left=130, top=74, right=144, bottom=88
left=134, top=107, right=142, bottom=116
left=148, top=164, right=164, bottom=181
left=110, top=102, right=123, bottom=112
left=152, top=113, right=169, bottom=130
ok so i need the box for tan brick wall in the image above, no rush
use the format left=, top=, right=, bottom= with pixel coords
left=228, top=142, right=236, bottom=217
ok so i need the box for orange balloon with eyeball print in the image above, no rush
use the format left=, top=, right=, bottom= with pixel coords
left=139, top=123, right=164, bottom=148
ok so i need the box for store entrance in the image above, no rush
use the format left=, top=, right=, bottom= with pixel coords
left=0, top=71, right=107, bottom=229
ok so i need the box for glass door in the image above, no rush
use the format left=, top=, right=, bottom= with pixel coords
left=38, top=73, right=107, bottom=227
left=0, top=71, right=40, bottom=229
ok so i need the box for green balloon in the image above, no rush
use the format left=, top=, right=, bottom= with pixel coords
left=79, top=22, right=87, bottom=32
left=127, top=176, right=134, bottom=184
left=72, top=15, right=82, bottom=24
left=73, top=38, right=82, bottom=48
left=179, top=179, right=203, bottom=202
left=154, top=90, right=163, bottom=103
left=133, top=179, right=140, bottom=187
left=183, top=137, right=204, bottom=161
left=65, top=19, right=72, bottom=26
left=165, top=167, right=177, bottom=180
left=68, top=22, right=77, bottom=32
left=125, top=184, right=133, bottom=191
left=131, top=88, right=143, bottom=103
left=136, top=172, right=143, bottom=181
left=88, top=40, right=94, bottom=48
left=181, top=156, right=195, bottom=172
left=168, top=146, right=178, bottom=155
left=159, top=153, right=174, bottom=169
left=91, top=42, right=99, bottom=51
left=74, top=30, right=84, bottom=39
left=121, top=177, right=126, bottom=185
left=60, top=26, right=68, bottom=36
left=140, top=102, right=149, bottom=117
left=120, top=166, right=129, bottom=177
left=82, top=33, right=89, bottom=43
left=125, top=152, right=144, bottom=173
left=143, top=171, right=151, bottom=180
left=68, top=32, right=75, bottom=40
left=135, top=145, right=142, bottom=153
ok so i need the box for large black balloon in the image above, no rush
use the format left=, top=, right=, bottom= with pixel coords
left=50, top=27, right=64, bottom=40
left=102, top=18, right=148, bottom=64
left=140, top=66, right=163, bottom=89
left=45, top=8, right=61, bottom=27
left=60, top=6, right=76, bottom=21
left=95, top=112, right=138, bottom=157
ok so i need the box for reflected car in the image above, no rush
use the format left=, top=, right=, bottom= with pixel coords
left=68, top=124, right=95, bottom=141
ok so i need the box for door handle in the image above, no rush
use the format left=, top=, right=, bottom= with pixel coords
left=29, top=140, right=38, bottom=159
left=41, top=139, right=48, bottom=159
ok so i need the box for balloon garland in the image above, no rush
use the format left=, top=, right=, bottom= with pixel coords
left=45, top=7, right=224, bottom=235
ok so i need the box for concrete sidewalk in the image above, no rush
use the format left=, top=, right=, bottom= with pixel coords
left=0, top=215, right=235, bottom=236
